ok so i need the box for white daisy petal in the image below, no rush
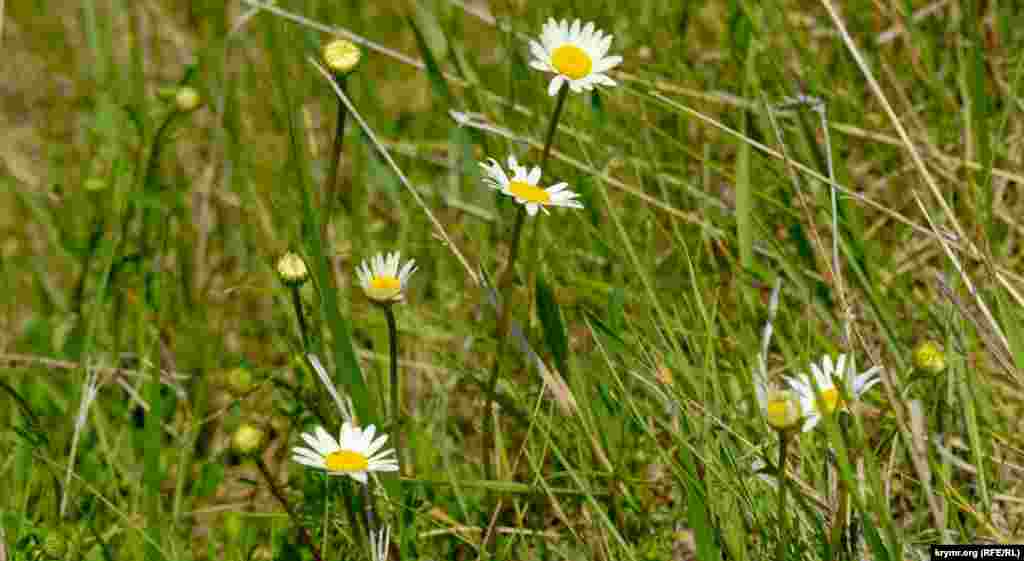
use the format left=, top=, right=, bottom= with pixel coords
left=293, top=456, right=325, bottom=469
left=548, top=75, right=566, bottom=96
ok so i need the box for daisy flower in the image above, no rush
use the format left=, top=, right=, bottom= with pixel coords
left=788, top=354, right=881, bottom=432
left=479, top=155, right=583, bottom=216
left=356, top=252, right=417, bottom=304
left=292, top=423, right=398, bottom=483
left=529, top=18, right=622, bottom=96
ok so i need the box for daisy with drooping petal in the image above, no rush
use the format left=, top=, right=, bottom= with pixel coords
left=529, top=18, right=623, bottom=96
left=356, top=252, right=417, bottom=304
left=292, top=423, right=398, bottom=483
left=479, top=155, right=583, bottom=216
left=788, top=354, right=881, bottom=432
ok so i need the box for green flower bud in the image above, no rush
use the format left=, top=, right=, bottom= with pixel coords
left=322, top=38, right=362, bottom=75
left=912, top=341, right=946, bottom=374
left=276, top=252, right=309, bottom=286
left=175, top=86, right=201, bottom=112
left=232, top=424, right=266, bottom=456
left=226, top=366, right=255, bottom=397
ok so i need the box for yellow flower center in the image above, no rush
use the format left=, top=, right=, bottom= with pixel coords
left=551, top=44, right=593, bottom=80
left=325, top=449, right=369, bottom=472
left=765, top=390, right=800, bottom=430
left=365, top=276, right=402, bottom=301
left=508, top=181, right=551, bottom=204
left=820, top=387, right=842, bottom=414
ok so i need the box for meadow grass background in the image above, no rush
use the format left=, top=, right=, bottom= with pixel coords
left=2, top=0, right=1024, bottom=560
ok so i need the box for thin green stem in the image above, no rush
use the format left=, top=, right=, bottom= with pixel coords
left=291, top=285, right=310, bottom=350
left=540, top=83, right=569, bottom=171
left=323, top=76, right=350, bottom=232
left=776, top=431, right=790, bottom=561
left=496, top=205, right=527, bottom=290
left=137, top=110, right=180, bottom=262
left=485, top=82, right=570, bottom=484
left=255, top=457, right=325, bottom=561
left=483, top=352, right=503, bottom=482
left=383, top=305, right=404, bottom=473
left=361, top=481, right=378, bottom=543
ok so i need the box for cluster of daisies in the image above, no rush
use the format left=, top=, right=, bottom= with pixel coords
left=283, top=16, right=622, bottom=489
left=481, top=16, right=622, bottom=215
left=756, top=353, right=882, bottom=434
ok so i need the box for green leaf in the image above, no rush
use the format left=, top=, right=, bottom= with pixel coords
left=406, top=14, right=453, bottom=106
left=536, top=271, right=570, bottom=379
left=195, top=461, right=225, bottom=497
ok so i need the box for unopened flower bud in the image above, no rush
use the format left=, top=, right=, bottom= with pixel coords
left=175, top=86, right=201, bottom=112
left=226, top=366, right=255, bottom=397
left=765, top=389, right=802, bottom=431
left=323, top=38, right=361, bottom=75
left=276, top=251, right=309, bottom=286
left=84, top=177, right=107, bottom=192
left=912, top=340, right=946, bottom=374
left=232, top=424, right=266, bottom=456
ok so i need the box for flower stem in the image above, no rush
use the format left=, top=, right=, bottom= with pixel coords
left=383, top=304, right=405, bottom=474
left=830, top=477, right=850, bottom=559
left=361, top=481, right=378, bottom=542
left=485, top=83, right=570, bottom=483
left=323, top=76, right=350, bottom=230
left=483, top=353, right=503, bottom=482
left=775, top=431, right=790, bottom=561
left=291, top=285, right=310, bottom=349
left=540, top=83, right=569, bottom=171
left=495, top=82, right=567, bottom=292
left=255, top=457, right=324, bottom=561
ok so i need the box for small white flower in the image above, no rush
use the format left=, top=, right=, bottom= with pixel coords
left=529, top=18, right=622, bottom=96
left=356, top=252, right=417, bottom=304
left=787, top=354, right=881, bottom=432
left=479, top=155, right=583, bottom=216
left=292, top=422, right=398, bottom=484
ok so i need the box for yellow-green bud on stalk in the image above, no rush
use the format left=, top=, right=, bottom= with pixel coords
left=232, top=424, right=266, bottom=456
left=276, top=251, right=309, bottom=286
left=765, top=389, right=802, bottom=431
left=174, top=86, right=202, bottom=112
left=912, top=340, right=946, bottom=374
left=322, top=38, right=362, bottom=75
left=84, top=177, right=107, bottom=192
left=226, top=366, right=255, bottom=397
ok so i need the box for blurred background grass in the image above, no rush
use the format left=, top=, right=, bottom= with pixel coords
left=1, top=0, right=1023, bottom=560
